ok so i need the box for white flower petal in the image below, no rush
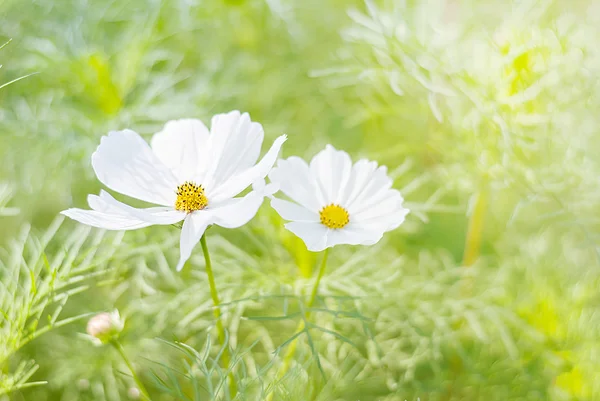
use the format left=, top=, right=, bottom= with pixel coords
left=208, top=191, right=264, bottom=229
left=150, top=119, right=210, bottom=182
left=345, top=161, right=393, bottom=214
left=352, top=189, right=409, bottom=231
left=271, top=198, right=319, bottom=222
left=338, top=159, right=377, bottom=206
left=268, top=156, right=324, bottom=212
left=92, top=190, right=186, bottom=225
left=61, top=190, right=185, bottom=230
left=254, top=180, right=280, bottom=198
left=92, top=130, right=179, bottom=206
left=326, top=224, right=384, bottom=248
left=176, top=213, right=213, bottom=272
left=284, top=221, right=329, bottom=252
left=60, top=208, right=153, bottom=230
left=204, top=179, right=274, bottom=228
left=208, top=134, right=287, bottom=202
left=87, top=191, right=121, bottom=213
left=201, top=111, right=265, bottom=190
left=309, top=145, right=353, bottom=204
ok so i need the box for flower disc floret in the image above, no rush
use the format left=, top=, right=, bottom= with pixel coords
left=319, top=204, right=349, bottom=229
left=175, top=182, right=208, bottom=212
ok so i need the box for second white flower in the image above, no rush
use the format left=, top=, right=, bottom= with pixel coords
left=269, top=145, right=409, bottom=251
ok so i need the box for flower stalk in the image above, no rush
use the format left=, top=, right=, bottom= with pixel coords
left=110, top=340, right=151, bottom=401
left=279, top=249, right=330, bottom=379
left=306, top=248, right=330, bottom=318
left=462, top=190, right=488, bottom=267
left=200, top=234, right=237, bottom=398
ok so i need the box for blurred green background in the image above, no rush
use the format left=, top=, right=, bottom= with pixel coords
left=1, top=0, right=600, bottom=400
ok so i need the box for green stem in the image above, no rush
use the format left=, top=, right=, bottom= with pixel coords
left=200, top=234, right=237, bottom=398
left=278, top=249, right=330, bottom=381
left=462, top=190, right=488, bottom=267
left=306, top=248, right=329, bottom=321
left=111, top=340, right=151, bottom=401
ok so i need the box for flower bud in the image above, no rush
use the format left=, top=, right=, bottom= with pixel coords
left=86, top=310, right=124, bottom=345
left=128, top=387, right=141, bottom=399
left=78, top=379, right=90, bottom=391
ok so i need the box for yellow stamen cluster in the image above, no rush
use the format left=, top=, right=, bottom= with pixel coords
left=175, top=182, right=208, bottom=213
left=319, top=204, right=350, bottom=229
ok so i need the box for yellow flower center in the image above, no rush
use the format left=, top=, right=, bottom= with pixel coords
left=319, top=204, right=350, bottom=229
left=175, top=182, right=208, bottom=213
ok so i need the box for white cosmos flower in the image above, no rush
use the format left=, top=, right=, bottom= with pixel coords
left=62, top=111, right=286, bottom=271
left=268, top=145, right=409, bottom=251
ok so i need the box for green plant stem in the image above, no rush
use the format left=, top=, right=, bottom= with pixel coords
left=279, top=249, right=330, bottom=380
left=462, top=190, right=488, bottom=267
left=306, top=248, right=329, bottom=320
left=200, top=234, right=237, bottom=398
left=111, top=340, right=151, bottom=401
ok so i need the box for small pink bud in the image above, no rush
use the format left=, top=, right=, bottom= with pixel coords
left=128, top=387, right=141, bottom=399
left=86, top=310, right=124, bottom=344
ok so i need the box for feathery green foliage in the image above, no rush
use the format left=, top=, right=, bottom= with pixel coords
left=1, top=0, right=600, bottom=400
